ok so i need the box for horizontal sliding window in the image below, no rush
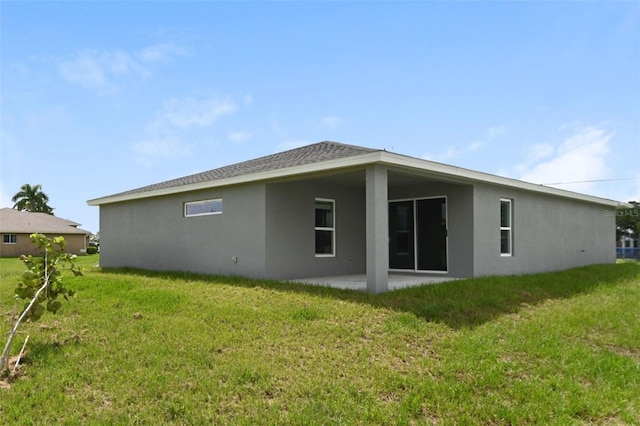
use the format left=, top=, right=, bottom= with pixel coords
left=184, top=199, right=223, bottom=217
left=3, top=234, right=17, bottom=244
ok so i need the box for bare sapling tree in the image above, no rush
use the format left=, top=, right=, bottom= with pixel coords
left=0, top=234, right=82, bottom=374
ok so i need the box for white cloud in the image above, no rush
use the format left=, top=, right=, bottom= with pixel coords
left=131, top=95, right=239, bottom=165
left=136, top=42, right=190, bottom=63
left=107, top=50, right=148, bottom=75
left=468, top=140, right=484, bottom=151
left=320, top=116, right=342, bottom=131
left=132, top=137, right=192, bottom=167
left=162, top=97, right=237, bottom=127
left=59, top=51, right=111, bottom=91
left=516, top=126, right=613, bottom=194
left=58, top=42, right=189, bottom=94
left=58, top=49, right=149, bottom=94
left=606, top=174, right=640, bottom=205
left=227, top=131, right=251, bottom=143
left=486, top=125, right=507, bottom=139
left=269, top=115, right=285, bottom=138
left=423, top=124, right=504, bottom=162
left=423, top=140, right=484, bottom=162
left=242, top=94, right=253, bottom=107
left=529, top=143, right=555, bottom=161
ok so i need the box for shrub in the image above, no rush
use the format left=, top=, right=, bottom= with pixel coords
left=1, top=233, right=81, bottom=374
left=86, top=246, right=98, bottom=255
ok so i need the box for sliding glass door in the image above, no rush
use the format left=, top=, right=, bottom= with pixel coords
left=389, top=197, right=448, bottom=272
left=389, top=201, right=415, bottom=269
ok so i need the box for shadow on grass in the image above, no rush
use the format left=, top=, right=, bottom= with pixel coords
left=22, top=333, right=82, bottom=368
left=101, top=263, right=640, bottom=330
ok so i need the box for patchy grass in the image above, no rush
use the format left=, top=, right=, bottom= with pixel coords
left=0, top=255, right=638, bottom=424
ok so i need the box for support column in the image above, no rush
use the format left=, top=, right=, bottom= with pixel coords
left=366, top=164, right=389, bottom=293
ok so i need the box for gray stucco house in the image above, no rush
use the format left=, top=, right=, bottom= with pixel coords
left=88, top=141, right=619, bottom=293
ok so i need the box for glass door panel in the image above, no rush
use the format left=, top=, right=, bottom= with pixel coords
left=416, top=198, right=448, bottom=272
left=388, top=201, right=415, bottom=269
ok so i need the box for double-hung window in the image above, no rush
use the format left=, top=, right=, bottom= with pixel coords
left=184, top=199, right=223, bottom=217
left=3, top=234, right=17, bottom=244
left=500, top=198, right=513, bottom=256
left=315, top=199, right=335, bottom=257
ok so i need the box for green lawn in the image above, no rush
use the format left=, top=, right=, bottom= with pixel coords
left=1, top=255, right=639, bottom=425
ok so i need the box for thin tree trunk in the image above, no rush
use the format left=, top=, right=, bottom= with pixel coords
left=0, top=280, right=49, bottom=372
left=13, top=335, right=29, bottom=373
left=0, top=254, right=53, bottom=373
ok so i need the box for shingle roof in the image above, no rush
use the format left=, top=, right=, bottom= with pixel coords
left=0, top=208, right=90, bottom=235
left=109, top=141, right=379, bottom=198
left=87, top=140, right=624, bottom=208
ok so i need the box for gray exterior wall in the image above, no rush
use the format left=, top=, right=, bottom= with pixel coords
left=389, top=182, right=475, bottom=278
left=264, top=179, right=366, bottom=280
left=99, top=183, right=267, bottom=278
left=98, top=170, right=616, bottom=283
left=472, top=183, right=616, bottom=277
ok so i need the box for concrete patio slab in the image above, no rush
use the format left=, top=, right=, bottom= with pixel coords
left=292, top=273, right=458, bottom=291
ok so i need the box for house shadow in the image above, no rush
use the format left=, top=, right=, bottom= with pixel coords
left=101, top=263, right=639, bottom=330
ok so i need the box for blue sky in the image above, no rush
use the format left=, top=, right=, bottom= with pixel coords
left=1, top=1, right=639, bottom=234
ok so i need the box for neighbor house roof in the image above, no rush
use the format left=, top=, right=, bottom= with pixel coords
left=87, top=141, right=624, bottom=207
left=0, top=208, right=90, bottom=235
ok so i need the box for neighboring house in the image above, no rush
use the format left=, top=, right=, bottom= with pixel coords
left=0, top=208, right=91, bottom=257
left=617, top=234, right=640, bottom=260
left=88, top=141, right=622, bottom=293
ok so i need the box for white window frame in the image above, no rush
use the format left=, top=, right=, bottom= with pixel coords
left=315, top=198, right=335, bottom=257
left=500, top=198, right=513, bottom=257
left=184, top=198, right=223, bottom=217
left=3, top=234, right=17, bottom=244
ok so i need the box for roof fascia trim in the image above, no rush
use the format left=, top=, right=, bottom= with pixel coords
left=87, top=152, right=384, bottom=205
left=87, top=150, right=623, bottom=207
left=378, top=151, right=622, bottom=207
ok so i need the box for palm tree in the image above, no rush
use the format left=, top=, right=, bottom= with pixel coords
left=11, top=183, right=54, bottom=215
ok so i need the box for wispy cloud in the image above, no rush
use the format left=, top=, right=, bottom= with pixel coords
left=242, top=94, right=253, bottom=107
left=132, top=137, right=193, bottom=167
left=227, top=131, right=251, bottom=143
left=423, top=139, right=485, bottom=162
left=137, top=42, right=190, bottom=63
left=527, top=143, right=555, bottom=162
left=486, top=125, right=507, bottom=139
left=423, top=124, right=506, bottom=162
left=131, top=95, right=239, bottom=166
left=161, top=97, right=237, bottom=127
left=58, top=50, right=148, bottom=94
left=58, top=42, right=190, bottom=94
left=58, top=51, right=115, bottom=93
left=320, top=116, right=342, bottom=131
left=514, top=125, right=613, bottom=194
